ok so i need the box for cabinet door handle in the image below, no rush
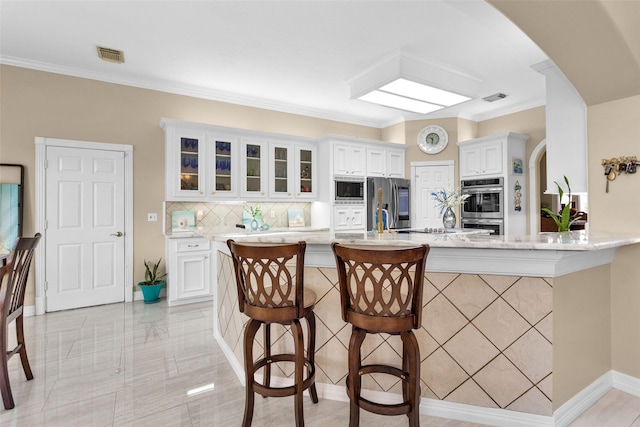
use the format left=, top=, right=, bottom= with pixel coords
left=188, top=244, right=200, bottom=248
left=110, top=231, right=123, bottom=237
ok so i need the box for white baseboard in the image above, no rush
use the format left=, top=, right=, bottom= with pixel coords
left=215, top=348, right=640, bottom=427
left=612, top=370, right=640, bottom=398
left=24, top=305, right=36, bottom=317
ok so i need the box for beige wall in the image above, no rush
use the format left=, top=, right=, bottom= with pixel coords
left=588, top=94, right=640, bottom=378
left=553, top=265, right=611, bottom=410
left=0, top=65, right=381, bottom=305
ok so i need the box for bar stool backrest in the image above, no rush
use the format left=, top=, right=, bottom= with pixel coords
left=227, top=240, right=307, bottom=322
left=3, top=233, right=41, bottom=320
left=332, top=243, right=430, bottom=334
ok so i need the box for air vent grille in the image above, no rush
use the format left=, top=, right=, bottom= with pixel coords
left=483, top=93, right=507, bottom=102
left=96, top=46, right=124, bottom=64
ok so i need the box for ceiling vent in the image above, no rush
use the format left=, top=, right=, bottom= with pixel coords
left=482, top=93, right=507, bottom=102
left=96, top=46, right=124, bottom=64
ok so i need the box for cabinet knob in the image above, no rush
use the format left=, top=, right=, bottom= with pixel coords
left=199, top=191, right=203, bottom=194
left=204, top=256, right=208, bottom=260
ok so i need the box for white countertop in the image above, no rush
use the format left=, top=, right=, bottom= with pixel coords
left=204, top=228, right=640, bottom=251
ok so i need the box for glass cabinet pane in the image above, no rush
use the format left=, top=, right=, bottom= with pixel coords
left=299, top=148, right=312, bottom=194
left=246, top=144, right=262, bottom=192
left=214, top=140, right=232, bottom=192
left=180, top=137, right=199, bottom=191
left=273, top=146, right=288, bottom=194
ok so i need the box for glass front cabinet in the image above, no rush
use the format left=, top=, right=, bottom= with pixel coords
left=295, top=143, right=316, bottom=199
left=241, top=138, right=268, bottom=198
left=162, top=119, right=317, bottom=202
left=170, top=130, right=207, bottom=199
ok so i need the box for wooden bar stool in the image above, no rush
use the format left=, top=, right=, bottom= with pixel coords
left=227, top=240, right=318, bottom=427
left=331, top=243, right=430, bottom=427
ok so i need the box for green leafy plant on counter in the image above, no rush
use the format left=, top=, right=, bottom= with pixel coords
left=541, top=176, right=583, bottom=232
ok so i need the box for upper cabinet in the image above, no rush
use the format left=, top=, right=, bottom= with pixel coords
left=162, top=119, right=318, bottom=202
left=295, top=143, right=317, bottom=199
left=366, top=146, right=405, bottom=178
left=332, top=142, right=366, bottom=176
left=458, top=133, right=528, bottom=179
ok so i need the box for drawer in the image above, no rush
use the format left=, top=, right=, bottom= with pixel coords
left=174, top=238, right=210, bottom=252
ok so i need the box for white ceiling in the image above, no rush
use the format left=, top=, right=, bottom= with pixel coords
left=0, top=0, right=550, bottom=128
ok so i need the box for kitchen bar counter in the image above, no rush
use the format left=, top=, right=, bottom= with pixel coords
left=211, top=229, right=640, bottom=426
left=211, top=228, right=640, bottom=251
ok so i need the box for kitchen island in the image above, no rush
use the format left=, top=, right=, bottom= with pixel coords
left=210, top=229, right=640, bottom=426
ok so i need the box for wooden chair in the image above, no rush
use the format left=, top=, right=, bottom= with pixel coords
left=331, top=242, right=430, bottom=427
left=1, top=233, right=41, bottom=410
left=227, top=239, right=318, bottom=427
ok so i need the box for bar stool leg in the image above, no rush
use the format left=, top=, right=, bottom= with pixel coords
left=305, top=311, right=319, bottom=403
left=401, top=331, right=421, bottom=427
left=263, top=323, right=271, bottom=395
left=348, top=327, right=367, bottom=427
left=243, top=319, right=261, bottom=427
left=291, top=319, right=305, bottom=427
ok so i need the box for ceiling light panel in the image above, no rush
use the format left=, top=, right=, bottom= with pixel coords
left=381, top=78, right=471, bottom=106
left=359, top=91, right=444, bottom=114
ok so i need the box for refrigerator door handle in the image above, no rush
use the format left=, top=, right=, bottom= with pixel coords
left=390, top=181, right=398, bottom=228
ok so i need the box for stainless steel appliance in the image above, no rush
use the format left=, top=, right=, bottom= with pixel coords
left=334, top=175, right=365, bottom=202
left=461, top=218, right=503, bottom=235
left=460, top=177, right=504, bottom=235
left=460, top=178, right=504, bottom=219
left=366, top=177, right=411, bottom=230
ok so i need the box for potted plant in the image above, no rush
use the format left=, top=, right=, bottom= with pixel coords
left=138, top=259, right=167, bottom=303
left=541, top=176, right=583, bottom=232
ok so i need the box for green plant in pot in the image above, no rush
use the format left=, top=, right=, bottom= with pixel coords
left=138, top=259, right=167, bottom=304
left=541, top=176, right=583, bottom=232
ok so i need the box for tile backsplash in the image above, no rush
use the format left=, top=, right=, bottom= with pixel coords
left=165, top=201, right=312, bottom=233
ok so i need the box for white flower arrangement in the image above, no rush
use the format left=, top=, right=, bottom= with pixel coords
left=431, top=186, right=470, bottom=214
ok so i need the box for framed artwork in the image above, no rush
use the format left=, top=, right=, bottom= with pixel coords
left=288, top=209, right=305, bottom=227
left=512, top=157, right=524, bottom=175
left=171, top=210, right=195, bottom=232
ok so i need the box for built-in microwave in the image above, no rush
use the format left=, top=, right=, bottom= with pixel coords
left=334, top=176, right=365, bottom=202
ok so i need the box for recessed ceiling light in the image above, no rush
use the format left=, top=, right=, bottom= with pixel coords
left=348, top=52, right=479, bottom=115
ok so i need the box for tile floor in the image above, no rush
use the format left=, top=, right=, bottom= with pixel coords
left=1, top=300, right=638, bottom=426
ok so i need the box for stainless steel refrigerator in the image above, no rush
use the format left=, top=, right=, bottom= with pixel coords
left=366, top=177, right=411, bottom=230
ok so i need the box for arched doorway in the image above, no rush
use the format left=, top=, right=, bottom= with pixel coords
left=528, top=139, right=547, bottom=234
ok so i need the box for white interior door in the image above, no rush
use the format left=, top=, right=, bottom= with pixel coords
left=45, top=146, right=126, bottom=311
left=412, top=161, right=454, bottom=229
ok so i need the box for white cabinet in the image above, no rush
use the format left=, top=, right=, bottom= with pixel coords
left=333, top=205, right=366, bottom=230
left=162, top=119, right=317, bottom=202
left=366, top=146, right=405, bottom=178
left=333, top=143, right=366, bottom=176
left=459, top=139, right=503, bottom=178
left=269, top=141, right=294, bottom=199
left=240, top=137, right=268, bottom=199
left=166, top=237, right=212, bottom=306
left=295, top=143, right=317, bottom=199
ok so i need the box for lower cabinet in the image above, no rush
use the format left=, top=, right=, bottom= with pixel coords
left=333, top=205, right=366, bottom=230
left=166, top=237, right=213, bottom=306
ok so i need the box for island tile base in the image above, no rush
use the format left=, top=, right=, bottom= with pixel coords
left=216, top=249, right=553, bottom=417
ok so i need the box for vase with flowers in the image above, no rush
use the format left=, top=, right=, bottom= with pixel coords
left=431, top=186, right=470, bottom=229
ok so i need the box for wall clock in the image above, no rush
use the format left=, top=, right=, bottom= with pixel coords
left=417, top=125, right=448, bottom=154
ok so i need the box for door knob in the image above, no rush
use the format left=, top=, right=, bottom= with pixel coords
left=111, top=231, right=123, bottom=237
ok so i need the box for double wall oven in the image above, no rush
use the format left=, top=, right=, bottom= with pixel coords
left=460, top=177, right=504, bottom=235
